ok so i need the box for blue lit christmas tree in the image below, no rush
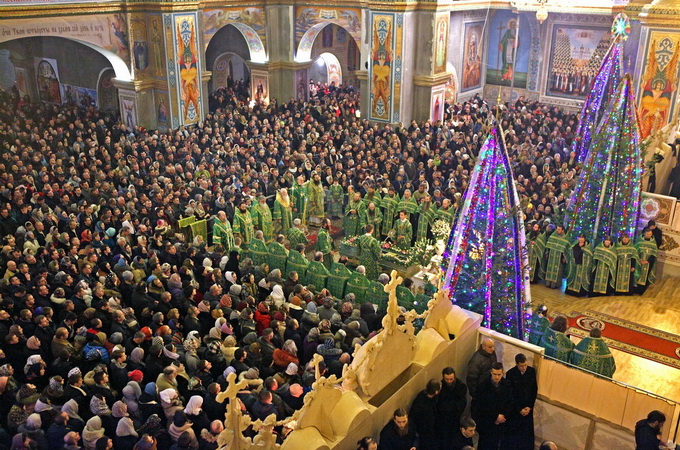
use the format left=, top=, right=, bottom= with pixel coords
left=573, top=14, right=628, bottom=164
left=442, top=127, right=530, bottom=340
left=565, top=74, right=643, bottom=243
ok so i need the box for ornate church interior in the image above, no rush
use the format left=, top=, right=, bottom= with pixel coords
left=1, top=0, right=680, bottom=449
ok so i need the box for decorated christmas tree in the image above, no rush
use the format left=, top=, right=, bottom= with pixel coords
left=442, top=127, right=530, bottom=339
left=565, top=74, right=643, bottom=243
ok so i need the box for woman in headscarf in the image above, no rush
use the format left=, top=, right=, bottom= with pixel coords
left=12, top=413, right=46, bottom=450
left=223, top=250, right=241, bottom=281
left=168, top=411, right=195, bottom=443
left=254, top=302, right=272, bottom=335
left=273, top=339, right=300, bottom=370
left=128, top=347, right=146, bottom=372
left=115, top=416, right=139, bottom=450
left=137, top=414, right=171, bottom=449
left=82, top=416, right=105, bottom=450
left=270, top=285, right=285, bottom=308
left=160, top=388, right=183, bottom=421
left=61, top=399, right=85, bottom=431
left=138, top=382, right=164, bottom=421
left=183, top=396, right=210, bottom=437
left=89, top=393, right=116, bottom=437
left=123, top=381, right=143, bottom=418
left=133, top=434, right=158, bottom=450
left=34, top=397, right=57, bottom=429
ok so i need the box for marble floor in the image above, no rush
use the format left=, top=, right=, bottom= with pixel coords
left=531, top=278, right=680, bottom=401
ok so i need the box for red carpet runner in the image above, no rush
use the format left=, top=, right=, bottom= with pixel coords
left=564, top=310, right=680, bottom=370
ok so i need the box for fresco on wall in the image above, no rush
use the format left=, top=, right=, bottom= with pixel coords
left=0, top=14, right=130, bottom=64
left=202, top=7, right=266, bottom=50
left=369, top=13, right=393, bottom=121
left=175, top=14, right=200, bottom=125
left=148, top=16, right=165, bottom=77
left=486, top=10, right=530, bottom=89
left=62, top=84, right=96, bottom=107
left=295, top=7, right=361, bottom=49
left=431, top=88, right=445, bottom=122
left=251, top=69, right=269, bottom=105
left=461, top=21, right=483, bottom=92
left=36, top=58, right=61, bottom=103
left=97, top=69, right=117, bottom=113
left=131, top=17, right=150, bottom=75
left=639, top=34, right=680, bottom=139
left=120, top=96, right=137, bottom=128
left=296, top=68, right=308, bottom=101
left=156, top=91, right=169, bottom=127
left=433, top=13, right=448, bottom=74
left=15, top=67, right=28, bottom=97
left=546, top=26, right=609, bottom=99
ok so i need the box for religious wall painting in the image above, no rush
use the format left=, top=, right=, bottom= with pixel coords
left=156, top=91, right=170, bottom=127
left=131, top=17, right=150, bottom=75
left=639, top=33, right=680, bottom=139
left=148, top=15, right=165, bottom=77
left=120, top=95, right=137, bottom=129
left=251, top=69, right=269, bottom=105
left=15, top=67, right=28, bottom=97
left=202, top=7, right=266, bottom=50
left=295, top=7, right=362, bottom=50
left=369, top=13, right=393, bottom=122
left=461, top=21, right=483, bottom=92
left=337, top=27, right=347, bottom=45
left=62, top=84, right=97, bottom=107
left=433, top=13, right=449, bottom=75
left=431, top=87, right=445, bottom=122
left=175, top=14, right=201, bottom=126
left=295, top=68, right=308, bottom=102
left=97, top=68, right=118, bottom=113
left=35, top=58, right=61, bottom=103
left=486, top=10, right=531, bottom=89
left=445, top=63, right=458, bottom=104
left=546, top=25, right=609, bottom=99
left=326, top=54, right=342, bottom=86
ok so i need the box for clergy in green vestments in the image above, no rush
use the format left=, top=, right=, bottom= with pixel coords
left=591, top=237, right=616, bottom=295
left=543, top=225, right=570, bottom=288
left=249, top=230, right=269, bottom=267
left=328, top=257, right=352, bottom=299
left=346, top=266, right=370, bottom=304
left=635, top=228, right=658, bottom=294
left=528, top=305, right=551, bottom=345
left=287, top=244, right=309, bottom=284
left=273, top=189, right=294, bottom=235
left=306, top=172, right=325, bottom=226
left=287, top=218, right=309, bottom=250
left=392, top=210, right=413, bottom=249
left=252, top=195, right=274, bottom=242
left=361, top=202, right=383, bottom=231
left=614, top=234, right=638, bottom=293
left=268, top=234, right=289, bottom=274
left=232, top=201, right=255, bottom=246
left=538, top=315, right=574, bottom=364
left=416, top=195, right=437, bottom=242
left=344, top=192, right=365, bottom=237
left=397, top=189, right=418, bottom=221
left=566, top=236, right=593, bottom=297
left=528, top=225, right=546, bottom=283
left=212, top=211, right=234, bottom=252
left=316, top=219, right=334, bottom=270
left=357, top=225, right=382, bottom=282
left=306, top=252, right=331, bottom=290
left=362, top=186, right=382, bottom=209
left=291, top=176, right=308, bottom=227
left=328, top=179, right=345, bottom=218
left=436, top=198, right=455, bottom=225
left=381, top=188, right=400, bottom=238
left=572, top=328, right=616, bottom=378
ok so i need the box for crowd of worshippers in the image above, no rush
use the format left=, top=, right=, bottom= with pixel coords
left=527, top=221, right=661, bottom=297
left=376, top=338, right=554, bottom=450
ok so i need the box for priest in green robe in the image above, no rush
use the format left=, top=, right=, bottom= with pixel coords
left=437, top=198, right=455, bottom=225
left=361, top=202, right=383, bottom=232
left=538, top=315, right=574, bottom=364
left=328, top=257, right=352, bottom=299
left=381, top=187, right=400, bottom=238
left=346, top=266, right=370, bottom=304
left=527, top=223, right=546, bottom=283
left=392, top=210, right=413, bottom=249
left=287, top=218, right=309, bottom=250
left=614, top=234, right=638, bottom=293
left=328, top=178, right=345, bottom=218
left=306, top=172, right=325, bottom=226
left=344, top=192, right=365, bottom=238
left=635, top=227, right=658, bottom=294
left=358, top=224, right=382, bottom=281
left=397, top=189, right=418, bottom=221
left=232, top=201, right=255, bottom=247
left=591, top=237, right=616, bottom=295
left=362, top=185, right=382, bottom=209
left=416, top=195, right=437, bottom=242
left=249, top=230, right=269, bottom=267
left=544, top=225, right=570, bottom=289
left=273, top=188, right=293, bottom=235
left=212, top=211, right=234, bottom=252
left=572, top=328, right=616, bottom=378
left=287, top=244, right=309, bottom=284
left=252, top=195, right=274, bottom=243
left=316, top=219, right=334, bottom=270
left=528, top=305, right=550, bottom=345
left=268, top=234, right=289, bottom=274
left=291, top=176, right=309, bottom=227
left=306, top=252, right=330, bottom=291
left=566, top=235, right=593, bottom=297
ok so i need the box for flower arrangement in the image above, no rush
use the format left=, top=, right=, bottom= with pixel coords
left=405, top=239, right=436, bottom=267
left=431, top=219, right=452, bottom=242
left=340, top=236, right=359, bottom=247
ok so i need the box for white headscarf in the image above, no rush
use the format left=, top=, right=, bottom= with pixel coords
left=183, top=395, right=203, bottom=415
left=115, top=416, right=138, bottom=438
left=61, top=399, right=82, bottom=421
left=82, top=416, right=105, bottom=450
left=159, top=388, right=178, bottom=405
left=271, top=284, right=285, bottom=307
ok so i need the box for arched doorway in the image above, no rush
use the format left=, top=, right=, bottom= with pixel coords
left=212, top=52, right=250, bottom=89
left=297, top=22, right=361, bottom=90
left=310, top=52, right=342, bottom=86
left=0, top=36, right=126, bottom=108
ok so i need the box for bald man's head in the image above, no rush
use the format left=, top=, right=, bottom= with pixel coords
left=481, top=338, right=495, bottom=355
left=539, top=441, right=558, bottom=450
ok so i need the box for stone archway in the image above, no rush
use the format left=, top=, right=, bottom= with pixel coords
left=311, top=52, right=343, bottom=86
left=205, top=22, right=266, bottom=64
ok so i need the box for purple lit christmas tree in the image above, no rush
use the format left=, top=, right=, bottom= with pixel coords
left=442, top=127, right=530, bottom=339
left=565, top=74, right=643, bottom=243
left=573, top=37, right=623, bottom=164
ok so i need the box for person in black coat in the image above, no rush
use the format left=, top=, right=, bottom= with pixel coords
left=378, top=408, right=418, bottom=450
left=409, top=379, right=440, bottom=450
left=436, top=366, right=468, bottom=445
left=506, top=353, right=538, bottom=450
left=471, top=362, right=511, bottom=450
left=451, top=417, right=477, bottom=450
left=635, top=410, right=668, bottom=450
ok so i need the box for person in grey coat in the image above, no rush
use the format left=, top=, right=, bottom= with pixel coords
left=466, top=338, right=498, bottom=398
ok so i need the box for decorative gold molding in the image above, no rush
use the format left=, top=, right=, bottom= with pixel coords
left=355, top=70, right=368, bottom=81
left=201, top=70, right=212, bottom=82
left=413, top=72, right=451, bottom=87
left=248, top=60, right=313, bottom=71
left=640, top=0, right=680, bottom=26
left=0, top=1, right=200, bottom=18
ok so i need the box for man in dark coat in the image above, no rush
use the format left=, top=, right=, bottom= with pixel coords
left=436, top=366, right=468, bottom=446
left=635, top=410, right=667, bottom=450
left=466, top=338, right=498, bottom=398
left=451, top=417, right=477, bottom=450
left=378, top=408, right=418, bottom=450
left=472, top=362, right=511, bottom=450
left=409, top=379, right=441, bottom=450
left=506, top=353, right=538, bottom=450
